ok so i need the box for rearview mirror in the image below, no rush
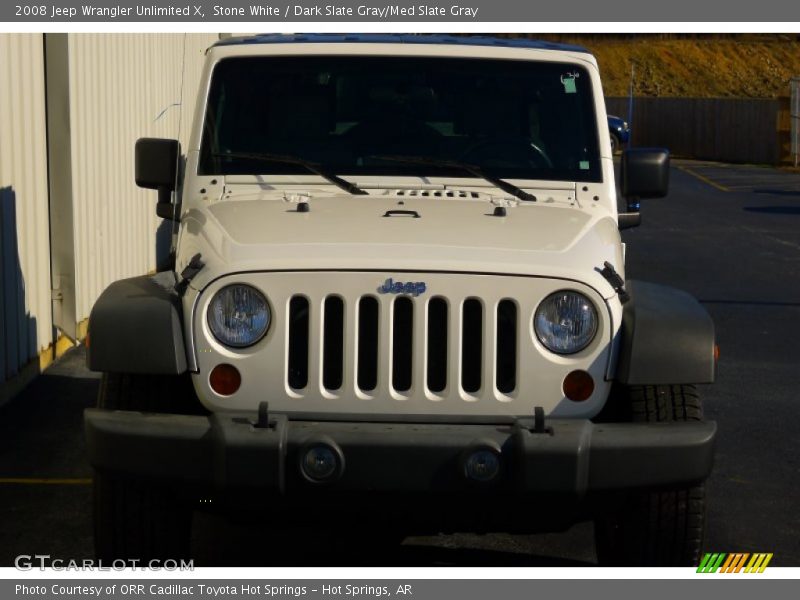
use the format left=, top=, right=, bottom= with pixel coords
left=135, top=138, right=180, bottom=220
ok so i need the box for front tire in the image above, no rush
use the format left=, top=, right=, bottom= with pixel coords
left=594, top=384, right=707, bottom=566
left=93, top=373, right=201, bottom=562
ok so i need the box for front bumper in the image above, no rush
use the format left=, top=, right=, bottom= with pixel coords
left=84, top=409, right=716, bottom=495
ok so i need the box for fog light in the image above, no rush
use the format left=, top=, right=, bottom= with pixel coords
left=464, top=449, right=501, bottom=482
left=209, top=364, right=241, bottom=396
left=301, top=444, right=341, bottom=482
left=563, top=369, right=594, bottom=401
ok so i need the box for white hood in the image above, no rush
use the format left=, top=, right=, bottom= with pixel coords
left=181, top=189, right=623, bottom=298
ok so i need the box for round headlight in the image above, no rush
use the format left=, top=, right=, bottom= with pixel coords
left=207, top=284, right=270, bottom=348
left=534, top=291, right=598, bottom=354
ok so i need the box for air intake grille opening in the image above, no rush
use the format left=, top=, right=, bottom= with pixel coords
left=357, top=296, right=379, bottom=391
left=392, top=297, right=414, bottom=392
left=281, top=279, right=531, bottom=403
left=426, top=297, right=448, bottom=393
left=496, top=300, right=518, bottom=394
left=322, top=296, right=344, bottom=390
left=287, top=296, right=309, bottom=389
left=461, top=298, right=483, bottom=393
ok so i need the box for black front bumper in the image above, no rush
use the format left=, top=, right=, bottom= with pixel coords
left=84, top=409, right=716, bottom=495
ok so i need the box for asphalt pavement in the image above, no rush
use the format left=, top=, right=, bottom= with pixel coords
left=1, top=160, right=799, bottom=566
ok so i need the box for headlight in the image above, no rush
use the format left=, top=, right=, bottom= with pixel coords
left=207, top=284, right=270, bottom=348
left=534, top=291, right=598, bottom=354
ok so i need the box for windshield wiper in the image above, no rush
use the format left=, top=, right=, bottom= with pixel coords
left=212, top=151, right=368, bottom=196
left=368, top=155, right=536, bottom=202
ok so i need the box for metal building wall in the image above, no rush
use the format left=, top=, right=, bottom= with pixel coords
left=67, top=33, right=218, bottom=325
left=0, top=34, right=52, bottom=385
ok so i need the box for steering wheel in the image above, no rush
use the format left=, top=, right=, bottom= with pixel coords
left=458, top=137, right=554, bottom=169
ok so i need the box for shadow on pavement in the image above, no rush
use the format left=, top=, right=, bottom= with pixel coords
left=0, top=348, right=99, bottom=565
left=191, top=512, right=595, bottom=567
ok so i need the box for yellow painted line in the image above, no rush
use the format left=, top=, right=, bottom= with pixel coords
left=0, top=478, right=92, bottom=485
left=76, top=318, right=89, bottom=341
left=678, top=165, right=731, bottom=192
left=38, top=333, right=76, bottom=372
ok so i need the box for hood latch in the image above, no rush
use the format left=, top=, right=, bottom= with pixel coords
left=598, top=261, right=630, bottom=303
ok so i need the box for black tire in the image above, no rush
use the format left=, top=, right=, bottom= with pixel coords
left=594, top=384, right=707, bottom=566
left=93, top=373, right=202, bottom=562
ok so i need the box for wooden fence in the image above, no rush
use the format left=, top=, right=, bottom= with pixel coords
left=606, top=97, right=792, bottom=165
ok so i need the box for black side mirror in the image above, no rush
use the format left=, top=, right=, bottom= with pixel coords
left=621, top=147, right=670, bottom=199
left=619, top=148, right=670, bottom=230
left=135, top=138, right=180, bottom=220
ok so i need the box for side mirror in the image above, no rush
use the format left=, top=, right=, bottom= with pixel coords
left=135, top=138, right=180, bottom=220
left=619, top=148, right=670, bottom=230
left=621, top=147, right=670, bottom=199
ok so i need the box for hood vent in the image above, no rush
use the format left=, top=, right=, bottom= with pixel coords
left=390, top=189, right=480, bottom=199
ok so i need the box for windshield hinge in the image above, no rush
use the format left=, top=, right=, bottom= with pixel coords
left=598, top=261, right=630, bottom=303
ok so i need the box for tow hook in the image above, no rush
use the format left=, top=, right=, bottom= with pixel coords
left=533, top=406, right=548, bottom=433
left=254, top=401, right=272, bottom=429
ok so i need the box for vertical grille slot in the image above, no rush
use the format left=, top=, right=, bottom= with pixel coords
left=496, top=300, right=518, bottom=394
left=287, top=296, right=309, bottom=389
left=461, top=298, right=483, bottom=393
left=426, top=297, right=448, bottom=393
left=357, top=296, right=379, bottom=391
left=322, top=296, right=344, bottom=390
left=392, top=297, right=414, bottom=392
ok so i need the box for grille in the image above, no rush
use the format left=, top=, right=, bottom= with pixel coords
left=286, top=294, right=519, bottom=396
left=197, top=272, right=613, bottom=418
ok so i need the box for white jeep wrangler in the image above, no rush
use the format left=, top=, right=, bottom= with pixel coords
left=85, top=34, right=716, bottom=566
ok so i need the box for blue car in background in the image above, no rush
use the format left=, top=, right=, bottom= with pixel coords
left=607, top=114, right=630, bottom=153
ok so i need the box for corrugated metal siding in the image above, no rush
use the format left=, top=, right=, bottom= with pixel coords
left=0, top=34, right=52, bottom=382
left=68, top=34, right=217, bottom=322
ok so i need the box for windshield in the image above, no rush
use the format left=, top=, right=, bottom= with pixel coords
left=199, top=55, right=602, bottom=183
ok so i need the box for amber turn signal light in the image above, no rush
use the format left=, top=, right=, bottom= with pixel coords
left=563, top=370, right=594, bottom=402
left=209, top=363, right=241, bottom=396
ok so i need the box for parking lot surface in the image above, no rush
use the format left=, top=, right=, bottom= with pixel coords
left=1, top=161, right=799, bottom=566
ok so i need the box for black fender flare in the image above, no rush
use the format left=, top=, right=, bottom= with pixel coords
left=86, top=272, right=187, bottom=374
left=615, top=280, right=715, bottom=385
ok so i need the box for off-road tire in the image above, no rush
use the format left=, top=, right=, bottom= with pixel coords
left=93, top=373, right=202, bottom=562
left=594, top=384, right=707, bottom=566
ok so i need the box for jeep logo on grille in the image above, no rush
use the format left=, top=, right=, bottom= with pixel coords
left=378, top=278, right=427, bottom=297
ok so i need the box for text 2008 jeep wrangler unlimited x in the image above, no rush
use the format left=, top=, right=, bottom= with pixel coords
left=84, top=35, right=716, bottom=566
